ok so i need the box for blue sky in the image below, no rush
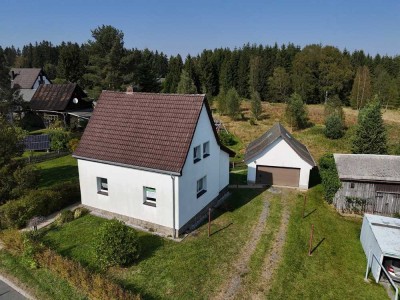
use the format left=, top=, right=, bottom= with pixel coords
left=1, top=0, right=399, bottom=57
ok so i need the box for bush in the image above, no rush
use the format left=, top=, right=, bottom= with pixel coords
left=73, top=207, right=89, bottom=219
left=56, top=210, right=74, bottom=226
left=0, top=181, right=80, bottom=229
left=324, top=114, right=344, bottom=139
left=68, top=138, right=80, bottom=152
left=48, top=129, right=71, bottom=152
left=218, top=131, right=237, bottom=146
left=319, top=153, right=341, bottom=204
left=285, top=92, right=309, bottom=130
left=94, top=219, right=140, bottom=268
left=35, top=248, right=141, bottom=300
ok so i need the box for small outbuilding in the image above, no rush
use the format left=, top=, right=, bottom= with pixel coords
left=333, top=154, right=400, bottom=215
left=244, top=123, right=316, bottom=190
left=360, top=213, right=400, bottom=283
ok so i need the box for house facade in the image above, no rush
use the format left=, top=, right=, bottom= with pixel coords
left=245, top=123, right=316, bottom=190
left=333, top=154, right=400, bottom=216
left=73, top=92, right=234, bottom=237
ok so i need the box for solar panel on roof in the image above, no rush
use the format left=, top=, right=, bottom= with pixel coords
left=23, top=134, right=50, bottom=151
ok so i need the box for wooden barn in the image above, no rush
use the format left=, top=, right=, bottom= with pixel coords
left=333, top=154, right=400, bottom=216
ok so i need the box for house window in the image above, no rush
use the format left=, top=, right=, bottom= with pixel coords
left=197, top=176, right=207, bottom=198
left=350, top=182, right=355, bottom=189
left=144, top=187, right=156, bottom=207
left=194, top=145, right=201, bottom=163
left=97, top=177, right=108, bottom=195
left=203, top=141, right=210, bottom=158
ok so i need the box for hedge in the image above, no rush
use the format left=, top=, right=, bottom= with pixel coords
left=319, top=153, right=341, bottom=204
left=0, top=181, right=80, bottom=229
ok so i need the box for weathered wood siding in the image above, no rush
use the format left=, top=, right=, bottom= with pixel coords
left=333, top=181, right=400, bottom=216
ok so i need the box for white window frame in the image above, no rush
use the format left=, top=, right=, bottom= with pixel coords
left=197, top=176, right=207, bottom=198
left=97, top=177, right=108, bottom=195
left=193, top=145, right=201, bottom=163
left=144, top=186, right=157, bottom=207
left=203, top=141, right=210, bottom=158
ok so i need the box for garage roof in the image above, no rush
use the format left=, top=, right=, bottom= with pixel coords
left=244, top=123, right=316, bottom=166
left=364, top=214, right=400, bottom=259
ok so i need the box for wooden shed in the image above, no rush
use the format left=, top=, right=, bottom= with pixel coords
left=333, top=154, right=400, bottom=216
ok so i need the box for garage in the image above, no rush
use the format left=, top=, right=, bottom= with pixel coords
left=256, top=166, right=300, bottom=187
left=244, top=123, right=316, bottom=190
left=361, top=214, right=400, bottom=291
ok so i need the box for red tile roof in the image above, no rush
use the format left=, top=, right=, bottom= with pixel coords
left=10, top=68, right=43, bottom=89
left=74, top=91, right=234, bottom=174
left=30, top=83, right=88, bottom=111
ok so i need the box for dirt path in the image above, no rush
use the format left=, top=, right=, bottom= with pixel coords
left=252, top=191, right=291, bottom=299
left=214, top=193, right=271, bottom=300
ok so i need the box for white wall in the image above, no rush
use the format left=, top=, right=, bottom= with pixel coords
left=360, top=216, right=383, bottom=282
left=32, top=75, right=51, bottom=89
left=177, top=105, right=228, bottom=228
left=77, top=159, right=177, bottom=229
left=246, top=137, right=313, bottom=189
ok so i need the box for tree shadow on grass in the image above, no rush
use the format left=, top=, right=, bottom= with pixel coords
left=136, top=234, right=165, bottom=263
left=39, top=165, right=79, bottom=188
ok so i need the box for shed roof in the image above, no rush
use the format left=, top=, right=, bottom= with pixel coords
left=10, top=68, right=43, bottom=89
left=364, top=214, right=400, bottom=259
left=30, top=83, right=87, bottom=111
left=334, top=154, right=400, bottom=183
left=73, top=91, right=234, bottom=175
left=244, top=123, right=316, bottom=166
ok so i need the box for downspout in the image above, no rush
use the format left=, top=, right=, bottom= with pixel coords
left=171, top=175, right=176, bottom=239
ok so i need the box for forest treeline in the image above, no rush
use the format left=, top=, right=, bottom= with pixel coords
left=1, top=25, right=400, bottom=108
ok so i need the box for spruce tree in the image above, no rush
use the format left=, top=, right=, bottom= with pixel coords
left=226, top=88, right=241, bottom=119
left=285, top=93, right=309, bottom=130
left=250, top=91, right=262, bottom=120
left=177, top=70, right=197, bottom=94
left=352, top=100, right=387, bottom=154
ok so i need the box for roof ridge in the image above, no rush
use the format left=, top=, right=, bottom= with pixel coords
left=102, top=90, right=206, bottom=97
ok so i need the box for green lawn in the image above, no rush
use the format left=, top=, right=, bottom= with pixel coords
left=0, top=251, right=86, bottom=300
left=266, top=186, right=388, bottom=299
left=36, top=155, right=78, bottom=188
left=41, top=189, right=266, bottom=299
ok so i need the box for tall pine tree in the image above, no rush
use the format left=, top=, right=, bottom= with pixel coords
left=352, top=100, right=387, bottom=154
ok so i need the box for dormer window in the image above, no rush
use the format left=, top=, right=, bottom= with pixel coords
left=194, top=145, right=201, bottom=163
left=203, top=141, right=210, bottom=158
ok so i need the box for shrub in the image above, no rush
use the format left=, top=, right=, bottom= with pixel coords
left=35, top=248, right=141, bottom=300
left=249, top=118, right=256, bottom=126
left=319, top=153, right=341, bottom=204
left=94, top=219, right=140, bottom=268
left=324, top=114, right=344, bottom=139
left=48, top=129, right=71, bottom=152
left=56, top=210, right=74, bottom=226
left=0, top=229, right=25, bottom=254
left=73, top=207, right=89, bottom=219
left=218, top=131, right=237, bottom=146
left=285, top=92, right=309, bottom=130
left=0, top=181, right=80, bottom=229
left=68, top=138, right=80, bottom=152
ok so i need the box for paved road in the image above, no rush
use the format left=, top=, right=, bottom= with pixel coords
left=0, top=280, right=26, bottom=300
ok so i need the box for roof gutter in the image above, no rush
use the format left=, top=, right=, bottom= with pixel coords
left=72, top=155, right=181, bottom=177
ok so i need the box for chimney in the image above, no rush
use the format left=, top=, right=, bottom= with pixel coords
left=126, top=85, right=133, bottom=94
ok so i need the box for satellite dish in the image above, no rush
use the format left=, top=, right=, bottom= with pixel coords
left=73, top=98, right=79, bottom=104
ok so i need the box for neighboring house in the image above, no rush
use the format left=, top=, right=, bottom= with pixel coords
left=10, top=68, right=51, bottom=102
left=30, top=83, right=92, bottom=128
left=244, top=123, right=316, bottom=190
left=333, top=154, right=400, bottom=216
left=73, top=91, right=235, bottom=237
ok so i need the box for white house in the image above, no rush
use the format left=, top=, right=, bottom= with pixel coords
left=244, top=123, right=316, bottom=190
left=10, top=68, right=51, bottom=102
left=73, top=91, right=234, bottom=237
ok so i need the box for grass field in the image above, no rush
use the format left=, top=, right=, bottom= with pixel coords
left=266, top=186, right=388, bottom=299
left=36, top=155, right=78, bottom=188
left=41, top=189, right=266, bottom=299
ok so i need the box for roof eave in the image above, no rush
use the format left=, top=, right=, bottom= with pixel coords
left=72, top=155, right=182, bottom=176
